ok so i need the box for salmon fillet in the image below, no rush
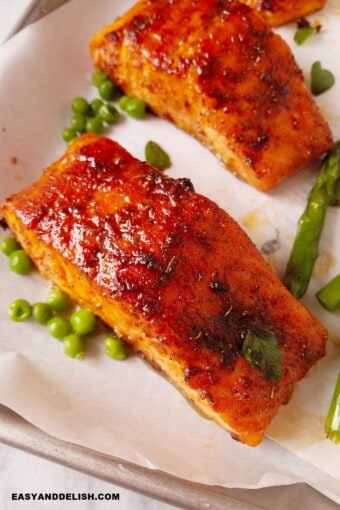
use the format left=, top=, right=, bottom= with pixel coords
left=241, top=0, right=327, bottom=26
left=1, top=134, right=327, bottom=446
left=89, top=0, right=333, bottom=192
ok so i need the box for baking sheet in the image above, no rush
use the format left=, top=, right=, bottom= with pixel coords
left=1, top=404, right=339, bottom=510
left=0, top=0, right=339, bottom=505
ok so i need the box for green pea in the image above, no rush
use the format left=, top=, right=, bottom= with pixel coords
left=62, top=127, right=77, bottom=143
left=125, top=97, right=146, bottom=119
left=63, top=333, right=86, bottom=360
left=85, top=116, right=104, bottom=135
left=145, top=141, right=171, bottom=171
left=9, top=249, right=33, bottom=274
left=46, top=287, right=69, bottom=312
left=71, top=97, right=90, bottom=115
left=91, top=70, right=108, bottom=87
left=104, top=335, right=127, bottom=360
left=46, top=316, right=71, bottom=339
left=70, top=113, right=87, bottom=133
left=8, top=298, right=31, bottom=322
left=32, top=302, right=54, bottom=325
left=90, top=98, right=104, bottom=116
left=118, top=95, right=132, bottom=111
left=98, top=79, right=116, bottom=101
left=98, top=103, right=119, bottom=124
left=70, top=307, right=97, bottom=336
left=0, top=237, right=21, bottom=256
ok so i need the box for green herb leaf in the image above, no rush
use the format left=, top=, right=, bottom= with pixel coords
left=310, top=61, right=335, bottom=96
left=242, top=329, right=282, bottom=383
left=294, top=27, right=315, bottom=45
left=145, top=141, right=171, bottom=171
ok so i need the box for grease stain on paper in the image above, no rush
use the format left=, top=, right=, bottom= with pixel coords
left=329, top=333, right=340, bottom=348
left=239, top=208, right=269, bottom=230
left=313, top=251, right=336, bottom=278
left=268, top=403, right=325, bottom=450
left=239, top=208, right=281, bottom=274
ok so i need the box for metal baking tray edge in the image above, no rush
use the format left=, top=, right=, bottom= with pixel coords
left=0, top=404, right=338, bottom=510
left=1, top=1, right=338, bottom=509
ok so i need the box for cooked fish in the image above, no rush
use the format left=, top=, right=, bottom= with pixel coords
left=241, top=0, right=327, bottom=26
left=1, top=134, right=327, bottom=446
left=89, top=0, right=333, bottom=191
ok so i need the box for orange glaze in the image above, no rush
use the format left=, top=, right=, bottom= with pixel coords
left=1, top=134, right=327, bottom=445
left=241, top=0, right=327, bottom=26
left=90, top=0, right=333, bottom=191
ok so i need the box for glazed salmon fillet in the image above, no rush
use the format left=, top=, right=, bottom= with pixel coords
left=89, top=0, right=333, bottom=191
left=1, top=134, right=327, bottom=446
left=241, top=0, right=327, bottom=26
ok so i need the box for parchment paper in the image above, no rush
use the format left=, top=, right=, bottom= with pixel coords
left=0, top=0, right=339, bottom=504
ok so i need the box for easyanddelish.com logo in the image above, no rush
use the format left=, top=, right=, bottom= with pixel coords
left=11, top=493, right=120, bottom=502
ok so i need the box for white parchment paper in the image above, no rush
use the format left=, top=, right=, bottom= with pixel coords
left=0, top=0, right=339, bottom=504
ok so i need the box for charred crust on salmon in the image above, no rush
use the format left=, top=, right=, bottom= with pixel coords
left=0, top=134, right=327, bottom=446
left=89, top=0, right=332, bottom=191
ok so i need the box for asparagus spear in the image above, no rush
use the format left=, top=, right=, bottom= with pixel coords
left=334, top=178, right=340, bottom=206
left=316, top=274, right=340, bottom=311
left=325, top=371, right=340, bottom=444
left=283, top=143, right=340, bottom=299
